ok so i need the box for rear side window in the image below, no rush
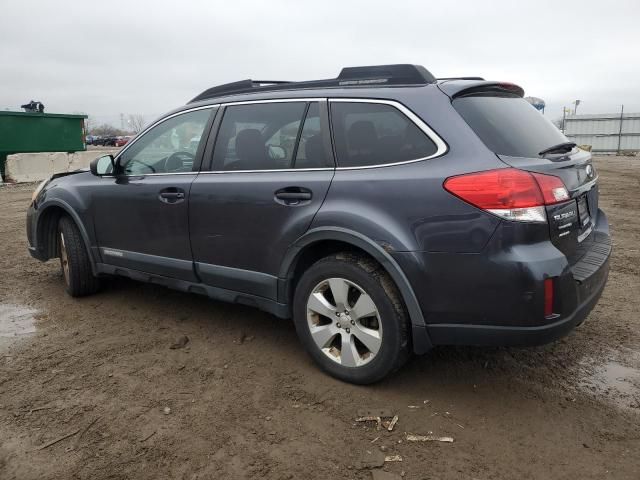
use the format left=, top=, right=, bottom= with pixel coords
left=294, top=103, right=330, bottom=169
left=330, top=102, right=438, bottom=167
left=212, top=102, right=306, bottom=171
left=211, top=102, right=332, bottom=171
left=453, top=95, right=568, bottom=158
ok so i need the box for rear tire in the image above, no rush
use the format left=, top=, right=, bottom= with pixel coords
left=58, top=216, right=100, bottom=297
left=293, top=252, right=410, bottom=384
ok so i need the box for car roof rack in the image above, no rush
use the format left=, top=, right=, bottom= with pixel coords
left=189, top=64, right=437, bottom=103
left=437, top=76, right=485, bottom=81
left=189, top=80, right=292, bottom=102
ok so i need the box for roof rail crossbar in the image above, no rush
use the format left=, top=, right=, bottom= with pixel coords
left=437, top=76, right=485, bottom=81
left=189, top=64, right=437, bottom=103
left=190, top=79, right=289, bottom=103
left=251, top=80, right=292, bottom=85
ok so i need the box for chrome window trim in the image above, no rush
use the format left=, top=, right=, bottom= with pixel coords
left=328, top=98, right=448, bottom=170
left=133, top=172, right=198, bottom=177
left=198, top=167, right=334, bottom=175
left=114, top=97, right=448, bottom=177
left=222, top=97, right=327, bottom=106
left=97, top=172, right=198, bottom=178
left=204, top=97, right=447, bottom=173
left=115, top=104, right=218, bottom=172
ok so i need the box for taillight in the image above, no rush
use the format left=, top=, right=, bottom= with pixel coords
left=530, top=172, right=570, bottom=204
left=443, top=168, right=569, bottom=223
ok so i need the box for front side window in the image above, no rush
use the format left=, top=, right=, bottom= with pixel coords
left=330, top=102, right=438, bottom=168
left=119, top=108, right=212, bottom=175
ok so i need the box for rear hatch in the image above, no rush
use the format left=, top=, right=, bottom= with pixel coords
left=449, top=86, right=599, bottom=260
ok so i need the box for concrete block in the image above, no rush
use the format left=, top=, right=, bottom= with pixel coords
left=5, top=150, right=119, bottom=183
left=68, top=150, right=118, bottom=171
left=5, top=153, right=55, bottom=183
left=50, top=152, right=71, bottom=176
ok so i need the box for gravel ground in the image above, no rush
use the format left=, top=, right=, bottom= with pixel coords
left=0, top=156, right=639, bottom=479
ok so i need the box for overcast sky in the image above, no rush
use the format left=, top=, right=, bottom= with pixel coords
left=2, top=0, right=639, bottom=127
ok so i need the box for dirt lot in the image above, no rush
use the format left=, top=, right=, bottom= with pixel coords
left=1, top=156, right=639, bottom=480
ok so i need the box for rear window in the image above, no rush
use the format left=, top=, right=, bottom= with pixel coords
left=453, top=95, right=568, bottom=158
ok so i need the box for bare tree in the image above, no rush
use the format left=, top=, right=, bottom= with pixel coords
left=90, top=124, right=124, bottom=136
left=85, top=115, right=95, bottom=133
left=128, top=114, right=146, bottom=133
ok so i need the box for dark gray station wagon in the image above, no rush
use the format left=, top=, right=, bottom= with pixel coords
left=27, top=64, right=611, bottom=383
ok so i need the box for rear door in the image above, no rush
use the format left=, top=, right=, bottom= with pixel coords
left=188, top=100, right=335, bottom=298
left=452, top=93, right=599, bottom=257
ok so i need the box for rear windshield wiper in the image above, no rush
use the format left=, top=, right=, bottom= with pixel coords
left=539, top=142, right=576, bottom=156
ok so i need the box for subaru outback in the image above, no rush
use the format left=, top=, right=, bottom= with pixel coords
left=27, top=64, right=611, bottom=384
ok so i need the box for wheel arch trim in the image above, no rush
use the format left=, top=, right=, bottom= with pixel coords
left=36, top=199, right=97, bottom=275
left=279, top=227, right=433, bottom=353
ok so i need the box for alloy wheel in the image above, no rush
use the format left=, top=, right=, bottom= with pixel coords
left=306, top=277, right=382, bottom=367
left=59, top=231, right=70, bottom=285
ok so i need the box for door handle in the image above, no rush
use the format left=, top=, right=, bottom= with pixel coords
left=160, top=192, right=184, bottom=199
left=275, top=192, right=312, bottom=200
left=159, top=188, right=185, bottom=204
left=274, top=187, right=312, bottom=205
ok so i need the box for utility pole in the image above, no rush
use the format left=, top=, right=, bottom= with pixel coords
left=562, top=107, right=567, bottom=133
left=573, top=100, right=581, bottom=115
left=617, top=104, right=624, bottom=155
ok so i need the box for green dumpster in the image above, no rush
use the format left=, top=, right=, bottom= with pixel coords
left=0, top=111, right=87, bottom=179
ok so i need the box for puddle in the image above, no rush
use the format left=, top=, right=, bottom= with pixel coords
left=0, top=304, right=39, bottom=351
left=580, top=355, right=640, bottom=410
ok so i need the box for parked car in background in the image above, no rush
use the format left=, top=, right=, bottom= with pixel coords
left=105, top=136, right=118, bottom=147
left=115, top=136, right=131, bottom=147
left=92, top=136, right=117, bottom=147
left=26, top=64, right=611, bottom=384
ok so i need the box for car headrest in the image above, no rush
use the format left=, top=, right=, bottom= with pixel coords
left=235, top=129, right=265, bottom=164
left=347, top=121, right=378, bottom=150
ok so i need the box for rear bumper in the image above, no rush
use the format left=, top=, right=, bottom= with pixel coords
left=394, top=208, right=611, bottom=348
left=424, top=251, right=609, bottom=346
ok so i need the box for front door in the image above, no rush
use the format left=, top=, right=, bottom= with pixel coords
left=189, top=101, right=335, bottom=298
left=92, top=107, right=215, bottom=281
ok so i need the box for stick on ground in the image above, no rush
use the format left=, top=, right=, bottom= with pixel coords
left=74, top=416, right=101, bottom=448
left=37, top=429, right=80, bottom=450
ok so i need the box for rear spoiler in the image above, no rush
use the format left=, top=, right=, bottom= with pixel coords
left=437, top=80, right=524, bottom=99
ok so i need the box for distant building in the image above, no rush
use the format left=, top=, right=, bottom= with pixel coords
left=564, top=112, right=640, bottom=154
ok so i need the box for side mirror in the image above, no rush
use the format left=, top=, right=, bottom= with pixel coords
left=90, top=155, right=115, bottom=176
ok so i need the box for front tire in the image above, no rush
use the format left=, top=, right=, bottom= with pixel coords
left=293, top=253, right=410, bottom=384
left=58, top=216, right=100, bottom=297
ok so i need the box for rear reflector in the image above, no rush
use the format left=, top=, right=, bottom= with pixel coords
left=443, top=168, right=569, bottom=223
left=544, top=278, right=554, bottom=317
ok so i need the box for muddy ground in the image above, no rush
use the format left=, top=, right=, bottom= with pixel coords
left=1, top=156, right=639, bottom=480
